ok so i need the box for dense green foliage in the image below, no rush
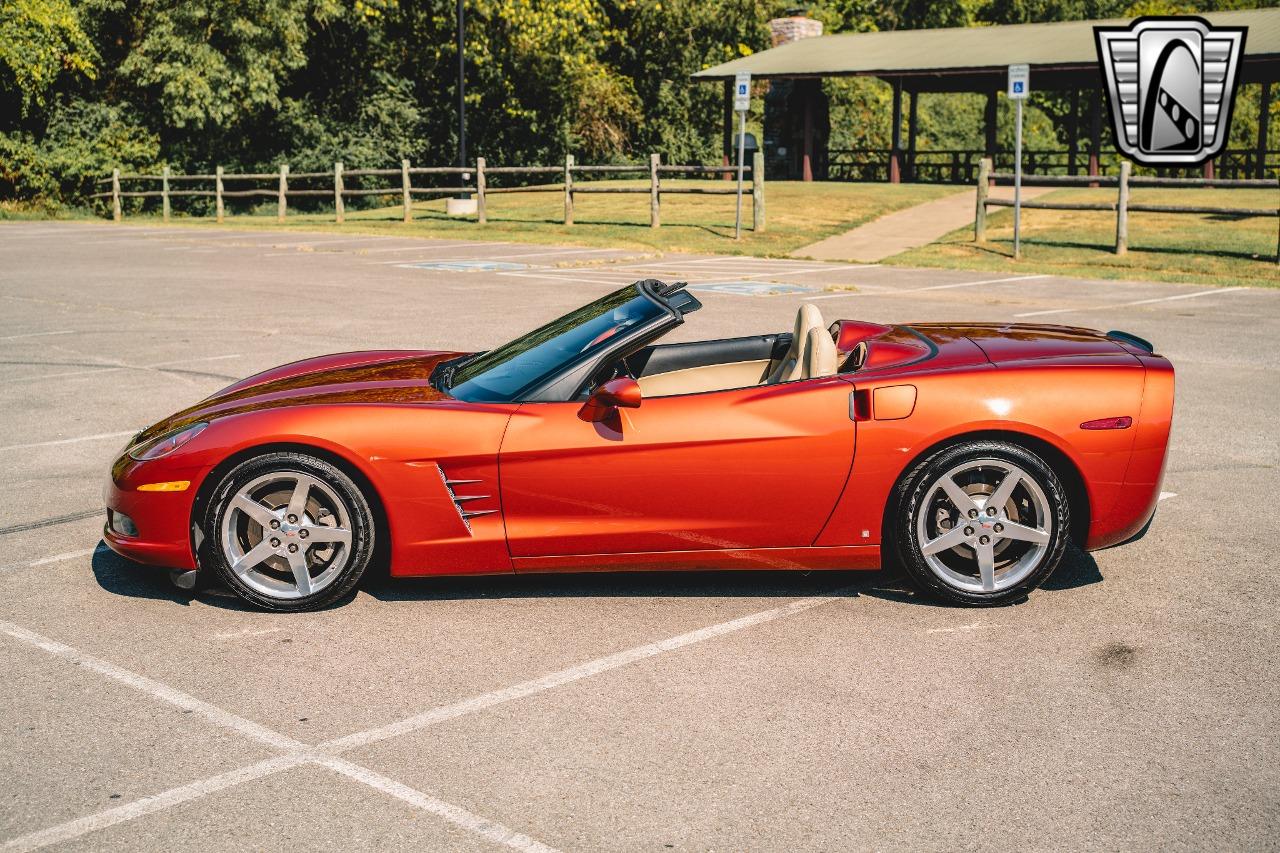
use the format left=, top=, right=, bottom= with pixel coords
left=0, top=0, right=1272, bottom=208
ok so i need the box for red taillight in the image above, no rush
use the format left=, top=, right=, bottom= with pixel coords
left=1080, top=416, right=1133, bottom=430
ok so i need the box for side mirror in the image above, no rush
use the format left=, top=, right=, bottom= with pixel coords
left=579, top=377, right=642, bottom=422
left=593, top=376, right=642, bottom=409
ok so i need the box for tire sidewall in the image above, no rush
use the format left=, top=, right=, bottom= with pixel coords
left=202, top=451, right=375, bottom=612
left=896, top=440, right=1069, bottom=606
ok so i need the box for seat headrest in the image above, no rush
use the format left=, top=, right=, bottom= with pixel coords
left=804, top=326, right=838, bottom=379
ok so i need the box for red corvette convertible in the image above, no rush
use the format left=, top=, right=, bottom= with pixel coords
left=104, top=280, right=1173, bottom=611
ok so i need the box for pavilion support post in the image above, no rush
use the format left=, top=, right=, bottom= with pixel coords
left=906, top=89, right=919, bottom=183
left=802, top=84, right=815, bottom=182
left=1088, top=89, right=1102, bottom=187
left=889, top=78, right=903, bottom=184
left=1256, top=82, right=1271, bottom=180
left=1067, top=90, right=1080, bottom=176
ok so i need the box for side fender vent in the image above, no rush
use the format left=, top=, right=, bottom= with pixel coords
left=437, top=466, right=497, bottom=532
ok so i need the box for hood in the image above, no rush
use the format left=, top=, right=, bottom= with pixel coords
left=135, top=350, right=464, bottom=443
left=910, top=323, right=1146, bottom=364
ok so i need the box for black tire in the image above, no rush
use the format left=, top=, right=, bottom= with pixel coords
left=893, top=440, right=1069, bottom=606
left=201, top=451, right=376, bottom=612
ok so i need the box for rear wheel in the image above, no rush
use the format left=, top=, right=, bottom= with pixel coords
left=202, top=452, right=375, bottom=612
left=895, top=441, right=1068, bottom=606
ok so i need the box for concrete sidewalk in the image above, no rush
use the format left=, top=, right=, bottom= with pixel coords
left=794, top=185, right=1056, bottom=263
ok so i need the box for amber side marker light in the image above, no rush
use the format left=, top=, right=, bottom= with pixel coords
left=136, top=480, right=191, bottom=492
left=1080, top=416, right=1133, bottom=430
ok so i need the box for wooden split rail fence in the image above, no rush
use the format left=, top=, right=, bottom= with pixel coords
left=93, top=152, right=766, bottom=232
left=973, top=157, right=1280, bottom=263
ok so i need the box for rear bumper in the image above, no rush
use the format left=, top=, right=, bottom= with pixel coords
left=103, top=456, right=204, bottom=570
left=1085, top=354, right=1173, bottom=551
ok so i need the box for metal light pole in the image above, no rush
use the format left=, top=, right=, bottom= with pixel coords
left=456, top=0, right=467, bottom=195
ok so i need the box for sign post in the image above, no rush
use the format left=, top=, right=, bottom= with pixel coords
left=733, top=71, right=751, bottom=240
left=1007, top=64, right=1030, bottom=259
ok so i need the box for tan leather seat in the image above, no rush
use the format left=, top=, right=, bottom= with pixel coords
left=804, top=326, right=838, bottom=379
left=767, top=303, right=825, bottom=383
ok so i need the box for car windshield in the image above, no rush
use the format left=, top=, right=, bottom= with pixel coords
left=447, top=285, right=665, bottom=402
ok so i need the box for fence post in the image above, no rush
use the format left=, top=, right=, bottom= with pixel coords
left=334, top=162, right=345, bottom=224
left=111, top=168, right=121, bottom=222
left=1115, top=160, right=1131, bottom=256
left=215, top=165, right=224, bottom=223
left=974, top=157, right=991, bottom=242
left=401, top=159, right=412, bottom=223
left=752, top=150, right=766, bottom=232
left=476, top=157, right=487, bottom=224
left=564, top=154, right=574, bottom=225
left=278, top=164, right=288, bottom=222
left=161, top=166, right=170, bottom=222
left=649, top=153, right=660, bottom=228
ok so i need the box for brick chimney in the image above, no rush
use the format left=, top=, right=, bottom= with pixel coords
left=769, top=7, right=823, bottom=47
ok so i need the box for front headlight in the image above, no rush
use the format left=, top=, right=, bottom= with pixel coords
left=128, top=423, right=208, bottom=461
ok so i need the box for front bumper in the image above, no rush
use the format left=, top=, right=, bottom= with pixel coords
left=103, top=454, right=206, bottom=570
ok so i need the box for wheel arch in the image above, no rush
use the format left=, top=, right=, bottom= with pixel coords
left=880, top=428, right=1091, bottom=557
left=189, top=441, right=391, bottom=573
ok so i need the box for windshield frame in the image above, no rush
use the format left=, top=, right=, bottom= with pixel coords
left=438, top=280, right=698, bottom=404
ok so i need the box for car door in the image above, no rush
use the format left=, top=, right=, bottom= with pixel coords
left=498, top=375, right=857, bottom=558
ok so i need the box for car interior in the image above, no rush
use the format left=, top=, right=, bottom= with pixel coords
left=620, top=303, right=839, bottom=398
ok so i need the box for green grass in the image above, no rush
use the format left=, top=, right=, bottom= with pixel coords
left=63, top=179, right=958, bottom=258
left=891, top=186, right=1280, bottom=288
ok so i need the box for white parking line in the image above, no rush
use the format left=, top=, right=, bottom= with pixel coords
left=0, top=587, right=850, bottom=850
left=1014, top=286, right=1247, bottom=318
left=0, top=430, right=136, bottom=453
left=1159, top=491, right=1177, bottom=501
left=499, top=271, right=635, bottom=286
left=0, top=330, right=75, bottom=342
left=0, top=353, right=241, bottom=387
left=0, top=544, right=106, bottom=575
left=0, top=756, right=309, bottom=853
left=320, top=589, right=847, bottom=753
left=316, top=757, right=557, bottom=853
left=806, top=273, right=1050, bottom=300
left=0, top=619, right=555, bottom=852
left=376, top=246, right=623, bottom=265
left=357, top=241, right=495, bottom=255
left=0, top=619, right=305, bottom=751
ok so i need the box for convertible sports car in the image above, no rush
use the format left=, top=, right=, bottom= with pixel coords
left=104, top=280, right=1173, bottom=611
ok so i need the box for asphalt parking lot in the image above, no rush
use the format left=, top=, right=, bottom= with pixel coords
left=2, top=221, right=1278, bottom=851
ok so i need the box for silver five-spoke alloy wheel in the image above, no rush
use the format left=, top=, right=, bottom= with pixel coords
left=915, top=458, right=1052, bottom=594
left=220, top=471, right=353, bottom=600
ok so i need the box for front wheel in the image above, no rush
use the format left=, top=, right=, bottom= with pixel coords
left=202, top=452, right=376, bottom=612
left=895, top=441, right=1069, bottom=606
